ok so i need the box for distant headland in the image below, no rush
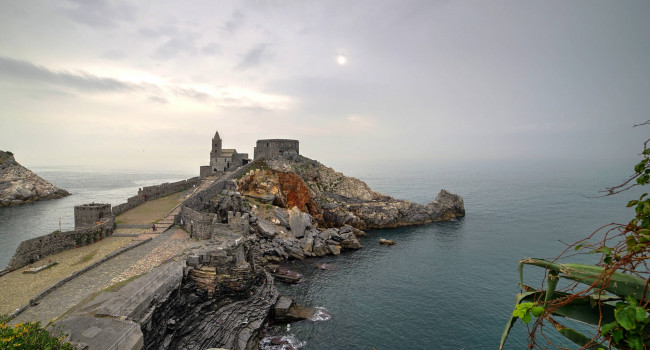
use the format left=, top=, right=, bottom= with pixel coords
left=0, top=150, right=69, bottom=207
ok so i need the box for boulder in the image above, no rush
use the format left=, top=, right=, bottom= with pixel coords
left=257, top=219, right=278, bottom=239
left=273, top=296, right=317, bottom=323
left=274, top=208, right=290, bottom=227
left=340, top=235, right=362, bottom=250
left=379, top=238, right=396, bottom=245
left=288, top=206, right=312, bottom=239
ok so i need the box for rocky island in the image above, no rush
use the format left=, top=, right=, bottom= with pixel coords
left=0, top=150, right=69, bottom=207
left=2, top=133, right=464, bottom=350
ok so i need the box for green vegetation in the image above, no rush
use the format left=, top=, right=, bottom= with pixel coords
left=0, top=315, right=74, bottom=349
left=71, top=250, right=97, bottom=266
left=500, top=126, right=650, bottom=349
left=114, top=191, right=184, bottom=225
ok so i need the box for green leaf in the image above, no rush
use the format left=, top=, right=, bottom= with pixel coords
left=601, top=321, right=618, bottom=334
left=633, top=306, right=646, bottom=322
left=612, top=328, right=623, bottom=343
left=522, top=312, right=532, bottom=324
left=615, top=308, right=637, bottom=330
left=627, top=333, right=644, bottom=350
left=531, top=306, right=544, bottom=317
left=643, top=148, right=650, bottom=155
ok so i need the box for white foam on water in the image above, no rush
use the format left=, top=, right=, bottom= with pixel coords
left=309, top=307, right=332, bottom=322
left=259, top=333, right=306, bottom=350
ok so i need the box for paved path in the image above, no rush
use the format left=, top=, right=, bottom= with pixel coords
left=12, top=229, right=199, bottom=325
left=8, top=178, right=213, bottom=325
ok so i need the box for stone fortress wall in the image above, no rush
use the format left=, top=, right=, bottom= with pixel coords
left=112, top=177, right=200, bottom=217
left=74, top=203, right=112, bottom=229
left=4, top=177, right=200, bottom=273
left=178, top=159, right=260, bottom=240
left=253, top=139, right=299, bottom=160
left=5, top=217, right=114, bottom=272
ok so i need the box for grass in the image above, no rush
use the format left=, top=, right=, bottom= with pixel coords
left=115, top=191, right=186, bottom=225
left=71, top=250, right=97, bottom=266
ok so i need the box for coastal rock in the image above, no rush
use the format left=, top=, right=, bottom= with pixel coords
left=256, top=219, right=278, bottom=239
left=238, top=154, right=464, bottom=230
left=273, top=296, right=317, bottom=323
left=288, top=206, right=312, bottom=238
left=141, top=239, right=278, bottom=350
left=273, top=207, right=290, bottom=227
left=0, top=151, right=69, bottom=207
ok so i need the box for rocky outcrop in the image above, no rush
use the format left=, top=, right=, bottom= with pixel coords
left=237, top=154, right=464, bottom=230
left=0, top=151, right=69, bottom=207
left=142, top=239, right=279, bottom=350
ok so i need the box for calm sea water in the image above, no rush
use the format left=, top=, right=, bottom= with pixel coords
left=0, top=162, right=643, bottom=349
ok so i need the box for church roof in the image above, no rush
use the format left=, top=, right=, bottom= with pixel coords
left=213, top=130, right=221, bottom=140
left=220, top=149, right=235, bottom=157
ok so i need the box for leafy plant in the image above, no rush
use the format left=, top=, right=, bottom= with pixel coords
left=0, top=315, right=74, bottom=349
left=501, top=123, right=650, bottom=349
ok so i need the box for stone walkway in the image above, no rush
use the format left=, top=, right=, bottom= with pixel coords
left=4, top=178, right=214, bottom=326
left=0, top=236, right=134, bottom=316
left=12, top=227, right=200, bottom=325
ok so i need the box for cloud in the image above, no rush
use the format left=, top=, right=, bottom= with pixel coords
left=201, top=43, right=221, bottom=56
left=148, top=96, right=168, bottom=104
left=224, top=10, right=245, bottom=33
left=0, top=56, right=293, bottom=110
left=59, top=0, right=137, bottom=28
left=0, top=56, right=135, bottom=93
left=235, top=44, right=272, bottom=71
left=152, top=35, right=199, bottom=60
left=100, top=49, right=127, bottom=60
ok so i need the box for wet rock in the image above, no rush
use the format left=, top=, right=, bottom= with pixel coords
left=328, top=245, right=341, bottom=255
left=315, top=263, right=336, bottom=270
left=273, top=296, right=317, bottom=323
left=379, top=238, right=396, bottom=245
left=270, top=268, right=302, bottom=284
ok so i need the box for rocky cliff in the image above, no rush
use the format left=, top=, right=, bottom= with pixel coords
left=237, top=152, right=465, bottom=230
left=0, top=151, right=69, bottom=207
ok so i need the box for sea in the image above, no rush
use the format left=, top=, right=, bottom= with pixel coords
left=0, top=160, right=643, bottom=349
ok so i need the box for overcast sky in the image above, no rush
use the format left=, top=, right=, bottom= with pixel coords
left=1, top=1, right=649, bottom=174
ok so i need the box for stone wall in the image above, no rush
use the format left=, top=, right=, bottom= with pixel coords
left=6, top=217, right=114, bottom=272
left=112, top=194, right=145, bottom=217
left=199, top=166, right=213, bottom=178
left=112, top=177, right=200, bottom=217
left=139, top=177, right=200, bottom=200
left=74, top=203, right=112, bottom=229
left=179, top=206, right=216, bottom=240
left=253, top=139, right=299, bottom=160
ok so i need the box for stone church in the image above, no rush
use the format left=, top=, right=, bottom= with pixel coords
left=200, top=131, right=250, bottom=177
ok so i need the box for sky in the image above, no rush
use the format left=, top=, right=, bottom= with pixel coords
left=1, top=1, right=649, bottom=174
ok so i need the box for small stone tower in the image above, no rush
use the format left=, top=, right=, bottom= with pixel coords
left=74, top=203, right=112, bottom=229
left=253, top=139, right=299, bottom=160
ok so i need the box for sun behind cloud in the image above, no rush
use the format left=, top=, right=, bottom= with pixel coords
left=336, top=55, right=347, bottom=65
